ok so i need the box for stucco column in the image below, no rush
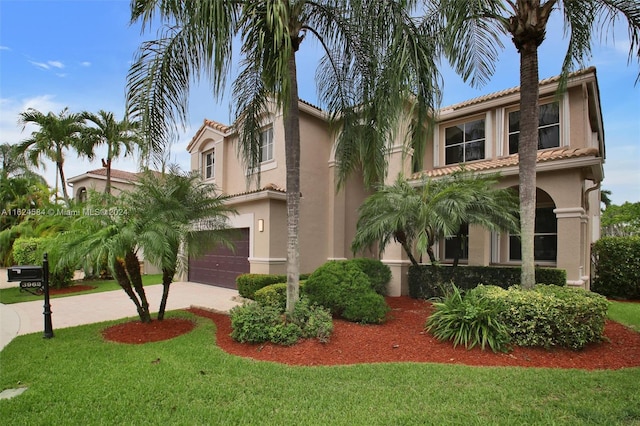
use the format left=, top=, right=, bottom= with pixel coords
left=467, top=225, right=491, bottom=266
left=554, top=207, right=588, bottom=289
left=380, top=143, right=412, bottom=296
left=327, top=161, right=347, bottom=261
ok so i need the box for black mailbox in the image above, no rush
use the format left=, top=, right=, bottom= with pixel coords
left=7, top=265, right=43, bottom=282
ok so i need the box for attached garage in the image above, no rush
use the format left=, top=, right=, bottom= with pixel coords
left=188, top=228, right=250, bottom=289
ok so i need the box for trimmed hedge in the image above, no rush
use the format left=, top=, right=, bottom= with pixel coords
left=477, top=285, right=609, bottom=350
left=236, top=273, right=310, bottom=299
left=304, top=261, right=389, bottom=324
left=348, top=258, right=391, bottom=295
left=591, top=236, right=640, bottom=300
left=408, top=265, right=566, bottom=299
left=254, top=281, right=306, bottom=312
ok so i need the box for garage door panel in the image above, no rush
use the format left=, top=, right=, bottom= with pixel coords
left=188, top=228, right=250, bottom=289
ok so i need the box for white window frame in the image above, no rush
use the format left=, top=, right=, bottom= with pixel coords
left=203, top=149, right=215, bottom=180
left=260, top=127, right=274, bottom=163
left=507, top=100, right=562, bottom=155
left=443, top=117, right=486, bottom=165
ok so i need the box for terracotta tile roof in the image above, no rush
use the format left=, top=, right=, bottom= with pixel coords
left=440, top=67, right=596, bottom=112
left=203, top=118, right=231, bottom=133
left=84, top=168, right=140, bottom=181
left=411, top=147, right=600, bottom=179
left=227, top=183, right=287, bottom=198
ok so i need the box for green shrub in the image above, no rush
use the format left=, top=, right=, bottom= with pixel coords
left=592, top=236, right=640, bottom=300
left=425, top=285, right=510, bottom=352
left=230, top=297, right=333, bottom=345
left=408, top=265, right=566, bottom=299
left=304, top=261, right=389, bottom=323
left=479, top=285, right=609, bottom=350
left=12, top=237, right=40, bottom=265
left=342, top=291, right=390, bottom=324
left=12, top=237, right=72, bottom=289
left=254, top=281, right=306, bottom=312
left=236, top=273, right=310, bottom=299
left=268, top=322, right=302, bottom=346
left=289, top=298, right=334, bottom=343
left=229, top=302, right=282, bottom=344
left=347, top=258, right=391, bottom=295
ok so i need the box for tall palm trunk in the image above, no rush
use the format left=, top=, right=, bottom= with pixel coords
left=157, top=267, right=174, bottom=320
left=284, top=52, right=301, bottom=313
left=112, top=257, right=148, bottom=322
left=124, top=249, right=151, bottom=322
left=105, top=143, right=113, bottom=195
left=57, top=160, right=70, bottom=204
left=517, top=41, right=541, bottom=290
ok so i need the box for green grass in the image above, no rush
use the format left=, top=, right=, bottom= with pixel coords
left=0, top=274, right=162, bottom=304
left=608, top=300, right=640, bottom=332
left=1, top=311, right=639, bottom=425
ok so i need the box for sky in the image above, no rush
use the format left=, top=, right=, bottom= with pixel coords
left=0, top=0, right=638, bottom=205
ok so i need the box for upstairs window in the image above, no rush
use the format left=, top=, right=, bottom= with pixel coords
left=203, top=149, right=214, bottom=180
left=445, top=119, right=485, bottom=165
left=260, top=127, right=274, bottom=162
left=508, top=102, right=560, bottom=154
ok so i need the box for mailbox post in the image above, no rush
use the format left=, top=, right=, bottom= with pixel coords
left=7, top=253, right=53, bottom=339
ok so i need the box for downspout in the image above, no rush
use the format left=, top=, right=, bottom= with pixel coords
left=584, top=182, right=600, bottom=212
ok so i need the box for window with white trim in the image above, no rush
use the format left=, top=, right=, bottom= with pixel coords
left=203, top=149, right=214, bottom=180
left=444, top=119, right=485, bottom=165
left=508, top=102, right=560, bottom=154
left=260, top=127, right=273, bottom=163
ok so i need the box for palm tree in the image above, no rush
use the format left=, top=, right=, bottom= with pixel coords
left=17, top=108, right=90, bottom=204
left=124, top=166, right=236, bottom=320
left=126, top=1, right=440, bottom=311
left=439, top=1, right=640, bottom=288
left=80, top=110, right=141, bottom=195
left=56, top=191, right=152, bottom=322
left=351, top=170, right=519, bottom=267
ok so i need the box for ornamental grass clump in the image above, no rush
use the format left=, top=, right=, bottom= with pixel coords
left=425, top=284, right=511, bottom=353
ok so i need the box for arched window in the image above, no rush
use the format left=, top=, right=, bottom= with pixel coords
left=509, top=189, right=557, bottom=262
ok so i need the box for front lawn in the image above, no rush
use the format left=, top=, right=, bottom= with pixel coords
left=0, top=311, right=638, bottom=425
left=0, top=274, right=162, bottom=304
left=608, top=300, right=640, bottom=332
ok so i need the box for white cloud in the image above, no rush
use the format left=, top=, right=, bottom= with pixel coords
left=29, top=60, right=50, bottom=70
left=80, top=61, right=91, bottom=67
left=0, top=46, right=10, bottom=51
left=48, top=60, right=64, bottom=69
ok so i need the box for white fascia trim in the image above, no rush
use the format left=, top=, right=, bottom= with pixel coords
left=226, top=190, right=287, bottom=206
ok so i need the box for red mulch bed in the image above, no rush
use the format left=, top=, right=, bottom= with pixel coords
left=49, top=285, right=96, bottom=295
left=102, top=297, right=640, bottom=370
left=102, top=318, right=195, bottom=344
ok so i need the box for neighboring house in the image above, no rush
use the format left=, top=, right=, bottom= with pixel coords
left=67, top=168, right=141, bottom=202
left=187, top=67, right=604, bottom=295
left=67, top=168, right=161, bottom=275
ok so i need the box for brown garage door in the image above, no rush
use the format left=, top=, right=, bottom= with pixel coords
left=188, top=228, right=250, bottom=289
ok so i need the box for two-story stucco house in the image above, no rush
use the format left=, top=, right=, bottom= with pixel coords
left=186, top=67, right=605, bottom=296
